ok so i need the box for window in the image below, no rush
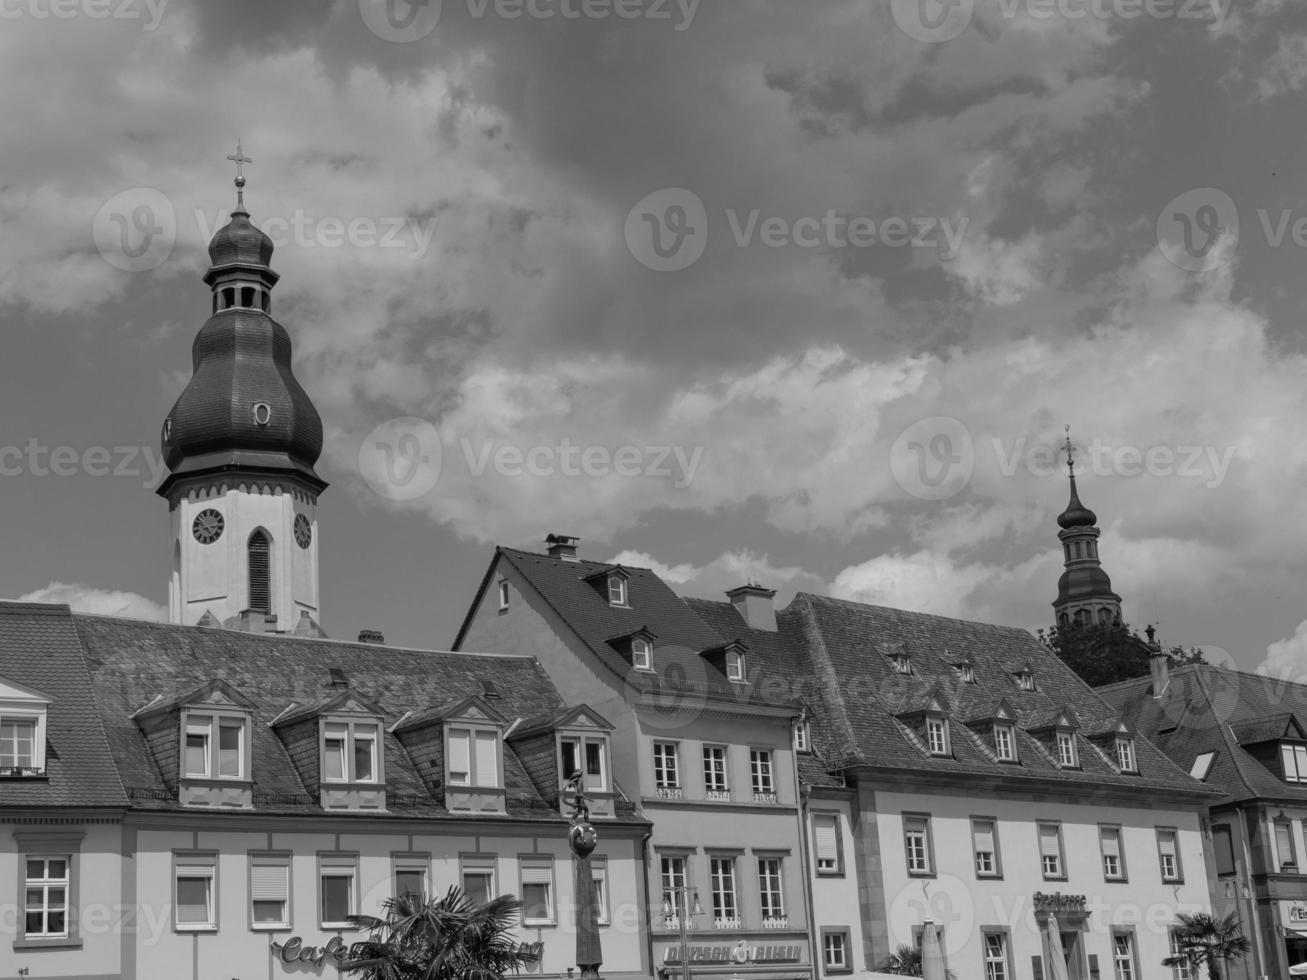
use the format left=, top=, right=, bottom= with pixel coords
left=1116, top=737, right=1137, bottom=772
left=972, top=818, right=1000, bottom=877
left=983, top=932, right=1011, bottom=980
left=519, top=860, right=555, bottom=926
left=994, top=724, right=1017, bottom=762
left=393, top=856, right=428, bottom=901
left=323, top=719, right=382, bottom=784
left=904, top=815, right=933, bottom=876
left=751, top=749, right=775, bottom=799
left=927, top=717, right=950, bottom=756
left=726, top=648, right=746, bottom=681
left=794, top=720, right=811, bottom=752
left=1190, top=751, right=1216, bottom=780
left=175, top=855, right=217, bottom=931
left=1156, top=828, right=1183, bottom=882
left=758, top=858, right=784, bottom=920
left=822, top=929, right=850, bottom=973
left=660, top=855, right=688, bottom=917
left=248, top=529, right=271, bottom=614
left=461, top=856, right=495, bottom=905
left=813, top=813, right=842, bottom=874
left=1, top=718, right=37, bottom=770
left=1057, top=732, right=1079, bottom=768
left=319, top=857, right=357, bottom=928
left=1212, top=825, right=1236, bottom=876
left=1100, top=826, right=1126, bottom=881
left=1275, top=821, right=1298, bottom=872
left=1038, top=823, right=1065, bottom=879
left=182, top=712, right=248, bottom=779
left=653, top=741, right=680, bottom=792
left=24, top=857, right=69, bottom=938
left=607, top=574, right=627, bottom=606
left=1112, top=931, right=1138, bottom=980
left=1016, top=670, right=1035, bottom=692
left=497, top=580, right=510, bottom=611
left=1282, top=743, right=1307, bottom=782
left=1168, top=929, right=1193, bottom=980
left=561, top=734, right=607, bottom=791
left=591, top=861, right=610, bottom=925
left=185, top=717, right=210, bottom=777
left=957, top=662, right=976, bottom=684
left=892, top=653, right=912, bottom=675
left=710, top=856, right=738, bottom=924
left=703, top=745, right=729, bottom=796
left=250, top=855, right=290, bottom=929
left=632, top=636, right=653, bottom=671
left=448, top=727, right=500, bottom=788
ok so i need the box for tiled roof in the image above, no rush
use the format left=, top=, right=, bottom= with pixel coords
left=494, top=549, right=796, bottom=709
left=1100, top=665, right=1307, bottom=805
left=0, top=603, right=128, bottom=810
left=769, top=593, right=1215, bottom=797
left=59, top=608, right=640, bottom=822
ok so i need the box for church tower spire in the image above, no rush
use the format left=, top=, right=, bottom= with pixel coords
left=1052, top=427, right=1122, bottom=629
left=157, top=148, right=326, bottom=634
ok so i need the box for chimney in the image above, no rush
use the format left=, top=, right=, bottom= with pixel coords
left=1146, top=624, right=1169, bottom=698
left=545, top=533, right=580, bottom=561
left=726, top=584, right=778, bottom=632
left=234, top=609, right=278, bottom=634
left=358, top=628, right=385, bottom=645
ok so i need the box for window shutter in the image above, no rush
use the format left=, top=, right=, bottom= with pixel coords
left=814, top=815, right=838, bottom=861
left=905, top=815, right=927, bottom=834
left=251, top=864, right=288, bottom=901
left=973, top=821, right=995, bottom=853
left=1159, top=830, right=1179, bottom=859
left=1276, top=824, right=1292, bottom=863
left=1031, top=955, right=1044, bottom=980
left=1101, top=828, right=1121, bottom=858
left=474, top=731, right=498, bottom=786
left=448, top=729, right=470, bottom=776
left=248, top=531, right=271, bottom=614
left=1039, top=826, right=1061, bottom=858
left=520, top=863, right=553, bottom=885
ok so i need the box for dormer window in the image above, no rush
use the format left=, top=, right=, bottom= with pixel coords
left=560, top=733, right=609, bottom=793
left=632, top=636, right=653, bottom=671
left=994, top=723, right=1017, bottom=762
left=1282, top=743, right=1307, bottom=782
left=794, top=720, right=811, bottom=753
left=0, top=717, right=37, bottom=772
left=926, top=717, right=950, bottom=757
left=607, top=574, right=628, bottom=606
left=0, top=678, right=50, bottom=776
left=1115, top=736, right=1137, bottom=773
left=321, top=718, right=381, bottom=784
left=726, top=649, right=746, bottom=682
left=497, top=580, right=510, bottom=611
left=1057, top=731, right=1079, bottom=768
left=956, top=662, right=975, bottom=684
left=1015, top=670, right=1035, bottom=692
left=447, top=726, right=500, bottom=788
left=183, top=712, right=248, bottom=780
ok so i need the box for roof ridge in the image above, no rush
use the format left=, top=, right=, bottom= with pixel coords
left=0, top=601, right=75, bottom=616
left=790, top=595, right=863, bottom=765
left=1191, top=667, right=1259, bottom=800
left=792, top=592, right=1035, bottom=636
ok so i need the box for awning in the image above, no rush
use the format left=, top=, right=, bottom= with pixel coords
left=1288, top=962, right=1307, bottom=976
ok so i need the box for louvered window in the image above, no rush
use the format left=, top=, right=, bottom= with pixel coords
left=973, top=819, right=999, bottom=877
left=1039, top=824, right=1064, bottom=878
left=1157, top=829, right=1183, bottom=881
left=250, top=858, right=289, bottom=927
left=520, top=861, right=554, bottom=925
left=248, top=530, right=271, bottom=614
left=1100, top=827, right=1125, bottom=880
left=814, top=814, right=841, bottom=873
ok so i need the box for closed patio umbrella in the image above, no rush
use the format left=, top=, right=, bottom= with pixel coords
left=920, top=917, right=946, bottom=980
left=1044, top=913, right=1071, bottom=980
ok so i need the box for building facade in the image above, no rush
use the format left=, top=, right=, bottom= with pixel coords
left=454, top=541, right=816, bottom=980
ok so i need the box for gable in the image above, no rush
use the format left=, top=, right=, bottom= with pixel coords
left=0, top=676, right=52, bottom=705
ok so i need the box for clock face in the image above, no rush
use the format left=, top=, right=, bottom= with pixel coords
left=192, top=509, right=224, bottom=544
left=294, top=513, right=312, bottom=549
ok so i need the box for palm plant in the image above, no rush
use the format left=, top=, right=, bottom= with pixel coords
left=878, top=943, right=957, bottom=979
left=1162, top=912, right=1251, bottom=980
left=342, top=886, right=541, bottom=980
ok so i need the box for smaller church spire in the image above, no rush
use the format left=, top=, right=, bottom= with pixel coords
left=1057, top=426, right=1097, bottom=529
left=226, top=141, right=253, bottom=214
left=1051, top=424, right=1122, bottom=628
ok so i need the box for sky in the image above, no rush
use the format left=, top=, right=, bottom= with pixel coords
left=5, top=0, right=1307, bottom=676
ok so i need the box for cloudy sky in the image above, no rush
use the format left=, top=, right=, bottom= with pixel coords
left=5, top=0, right=1307, bottom=674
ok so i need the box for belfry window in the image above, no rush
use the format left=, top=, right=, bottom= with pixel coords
left=222, top=287, right=236, bottom=310
left=241, top=286, right=255, bottom=308
left=248, top=530, right=271, bottom=614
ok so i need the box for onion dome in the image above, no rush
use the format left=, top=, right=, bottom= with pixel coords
left=156, top=155, right=325, bottom=500
left=1057, top=564, right=1116, bottom=601
left=1057, top=474, right=1097, bottom=529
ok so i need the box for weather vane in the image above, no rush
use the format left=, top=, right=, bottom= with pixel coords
left=1064, top=424, right=1075, bottom=474
left=226, top=141, right=253, bottom=210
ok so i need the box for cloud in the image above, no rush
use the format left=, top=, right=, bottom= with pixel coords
left=1261, top=620, right=1307, bottom=682
left=609, top=549, right=826, bottom=606
left=17, top=582, right=168, bottom=622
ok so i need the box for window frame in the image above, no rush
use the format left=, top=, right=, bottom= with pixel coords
left=750, top=748, right=775, bottom=798
left=518, top=856, right=556, bottom=927
left=607, top=574, right=628, bottom=606
left=757, top=856, right=785, bottom=921
left=392, top=851, right=431, bottom=903
left=726, top=648, right=747, bottom=682
left=1168, top=928, right=1194, bottom=980
left=1282, top=742, right=1307, bottom=782
left=1156, top=827, right=1184, bottom=883
left=181, top=710, right=251, bottom=782
left=248, top=851, right=292, bottom=931
left=1212, top=824, right=1236, bottom=877
left=1115, top=736, right=1137, bottom=773
left=794, top=720, right=811, bottom=753
left=982, top=929, right=1014, bottom=980
left=446, top=723, right=503, bottom=789
left=559, top=731, right=610, bottom=792
left=994, top=723, right=1017, bottom=762
left=631, top=636, right=653, bottom=671
left=708, top=854, right=739, bottom=925
left=1038, top=822, right=1067, bottom=881
left=460, top=853, right=497, bottom=906
left=591, top=857, right=611, bottom=926
left=702, top=744, right=730, bottom=796
left=653, top=740, right=681, bottom=790
left=1056, top=730, right=1079, bottom=768
left=1099, top=825, right=1128, bottom=882
left=317, top=853, right=359, bottom=930
left=0, top=709, right=45, bottom=772
left=174, top=851, right=218, bottom=933
left=320, top=716, right=384, bottom=785
left=1111, top=928, right=1140, bottom=980
left=659, top=853, right=689, bottom=918
left=14, top=831, right=82, bottom=950
left=926, top=716, right=950, bottom=757
left=903, top=813, right=935, bottom=878
left=812, top=811, right=844, bottom=876
left=23, top=856, right=70, bottom=941
left=821, top=927, right=852, bottom=975
left=971, top=816, right=1002, bottom=879
left=497, top=579, right=510, bottom=611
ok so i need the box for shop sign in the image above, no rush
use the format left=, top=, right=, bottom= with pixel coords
left=1285, top=903, right=1307, bottom=924
left=270, top=936, right=354, bottom=969
left=663, top=941, right=804, bottom=965
left=1033, top=892, right=1087, bottom=913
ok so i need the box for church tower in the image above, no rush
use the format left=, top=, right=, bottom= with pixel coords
left=1052, top=430, right=1122, bottom=629
left=157, top=148, right=327, bottom=633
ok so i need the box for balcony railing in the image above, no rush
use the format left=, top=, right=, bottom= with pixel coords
left=705, top=789, right=731, bottom=802
left=714, top=916, right=742, bottom=930
left=656, top=786, right=683, bottom=800
left=0, top=766, right=46, bottom=778
left=752, top=790, right=778, bottom=804
left=762, top=915, right=789, bottom=929
left=662, top=915, right=697, bottom=931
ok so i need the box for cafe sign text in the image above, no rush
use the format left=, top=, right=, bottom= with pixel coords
left=663, top=941, right=804, bottom=965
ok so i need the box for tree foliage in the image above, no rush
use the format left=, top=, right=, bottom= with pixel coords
left=878, top=943, right=958, bottom=979
left=1038, top=621, right=1206, bottom=688
left=1161, top=911, right=1251, bottom=980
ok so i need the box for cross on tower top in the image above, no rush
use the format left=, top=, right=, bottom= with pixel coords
left=226, top=141, right=253, bottom=211
left=1064, top=424, right=1076, bottom=475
